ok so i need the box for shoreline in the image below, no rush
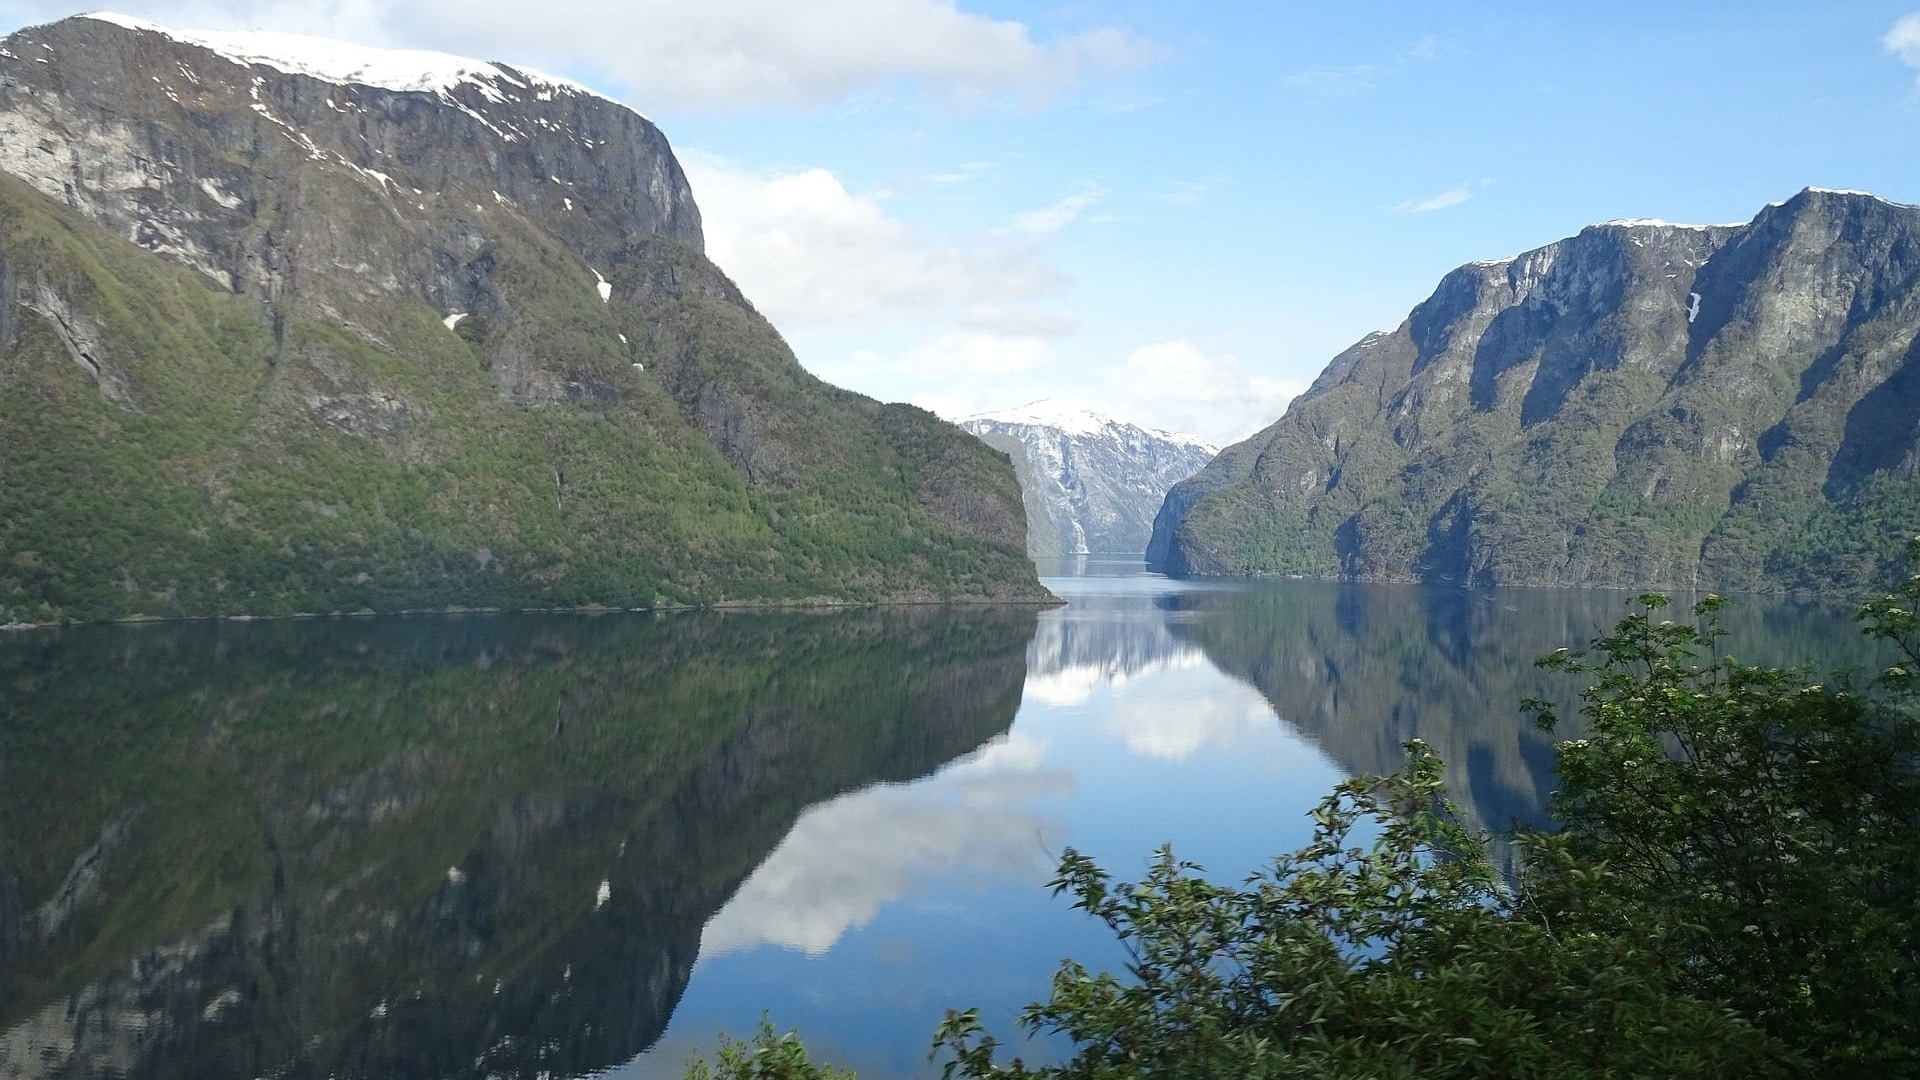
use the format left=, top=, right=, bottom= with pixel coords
left=0, top=593, right=1065, bottom=632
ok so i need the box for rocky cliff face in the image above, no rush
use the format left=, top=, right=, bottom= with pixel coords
left=961, top=402, right=1216, bottom=557
left=0, top=14, right=701, bottom=309
left=1150, top=189, right=1920, bottom=592
left=0, top=15, right=1041, bottom=620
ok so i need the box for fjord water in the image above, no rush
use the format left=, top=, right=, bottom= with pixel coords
left=0, top=564, right=1871, bottom=1080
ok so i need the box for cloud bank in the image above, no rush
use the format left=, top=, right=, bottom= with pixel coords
left=3, top=0, right=1153, bottom=108
left=683, top=153, right=1071, bottom=332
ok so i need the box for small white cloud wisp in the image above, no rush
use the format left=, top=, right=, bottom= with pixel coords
left=1391, top=185, right=1472, bottom=214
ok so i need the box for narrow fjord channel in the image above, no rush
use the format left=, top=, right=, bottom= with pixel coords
left=0, top=560, right=1868, bottom=1079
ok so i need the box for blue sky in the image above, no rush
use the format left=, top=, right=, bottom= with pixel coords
left=3, top=1, right=1917, bottom=443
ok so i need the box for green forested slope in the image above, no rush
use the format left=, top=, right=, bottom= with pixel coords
left=0, top=15, right=1042, bottom=622
left=0, top=174, right=1037, bottom=622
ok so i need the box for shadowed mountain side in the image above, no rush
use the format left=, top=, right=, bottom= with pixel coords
left=0, top=606, right=1035, bottom=1079
left=1162, top=583, right=1873, bottom=857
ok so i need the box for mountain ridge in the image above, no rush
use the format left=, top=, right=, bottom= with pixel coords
left=1149, top=188, right=1920, bottom=593
left=960, top=401, right=1216, bottom=557
left=0, top=14, right=1046, bottom=623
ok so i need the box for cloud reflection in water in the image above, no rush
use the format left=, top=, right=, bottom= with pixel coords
left=699, top=732, right=1072, bottom=958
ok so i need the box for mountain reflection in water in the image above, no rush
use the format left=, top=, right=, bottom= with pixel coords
left=0, top=608, right=1035, bottom=1080
left=0, top=565, right=1873, bottom=1080
left=1163, top=581, right=1873, bottom=865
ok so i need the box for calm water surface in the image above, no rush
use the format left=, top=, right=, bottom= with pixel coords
left=0, top=561, right=1872, bottom=1079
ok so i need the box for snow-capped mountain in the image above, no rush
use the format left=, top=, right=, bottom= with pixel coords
left=961, top=402, right=1217, bottom=557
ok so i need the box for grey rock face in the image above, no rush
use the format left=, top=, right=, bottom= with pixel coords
left=961, top=404, right=1217, bottom=556
left=1150, top=190, right=1920, bottom=592
left=0, top=15, right=700, bottom=304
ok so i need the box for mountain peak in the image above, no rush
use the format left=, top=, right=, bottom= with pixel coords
left=1801, top=186, right=1887, bottom=200
left=1591, top=217, right=1737, bottom=231
left=959, top=404, right=1219, bottom=556
left=961, top=400, right=1215, bottom=452
left=70, top=12, right=609, bottom=111
left=1, top=12, right=704, bottom=287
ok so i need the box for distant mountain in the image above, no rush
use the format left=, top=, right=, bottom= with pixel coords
left=1150, top=189, right=1920, bottom=593
left=0, top=14, right=1042, bottom=622
left=961, top=402, right=1216, bottom=557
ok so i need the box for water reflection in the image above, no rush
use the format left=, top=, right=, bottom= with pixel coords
left=698, top=732, right=1071, bottom=959
left=0, top=570, right=1876, bottom=1080
left=0, top=608, right=1036, bottom=1080
left=1166, top=582, right=1876, bottom=844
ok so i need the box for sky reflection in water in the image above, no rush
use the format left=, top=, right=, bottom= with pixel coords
left=627, top=560, right=1351, bottom=1079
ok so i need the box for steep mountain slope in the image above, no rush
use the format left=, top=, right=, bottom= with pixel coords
left=0, top=15, right=1041, bottom=622
left=1150, top=189, right=1920, bottom=592
left=961, top=402, right=1216, bottom=556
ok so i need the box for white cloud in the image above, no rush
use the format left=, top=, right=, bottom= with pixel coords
left=1284, top=63, right=1374, bottom=98
left=905, top=331, right=1056, bottom=377
left=1094, top=340, right=1304, bottom=446
left=1391, top=185, right=1473, bottom=214
left=683, top=153, right=1067, bottom=330
left=1888, top=14, right=1920, bottom=72
left=1004, top=185, right=1108, bottom=236
left=1404, top=35, right=1464, bottom=61
left=1160, top=181, right=1209, bottom=206
left=928, top=160, right=999, bottom=185
left=19, top=0, right=1154, bottom=109
left=958, top=306, right=1080, bottom=336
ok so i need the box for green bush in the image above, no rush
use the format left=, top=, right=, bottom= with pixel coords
left=1528, top=588, right=1920, bottom=1075
left=684, top=1019, right=859, bottom=1080
left=932, top=744, right=1784, bottom=1079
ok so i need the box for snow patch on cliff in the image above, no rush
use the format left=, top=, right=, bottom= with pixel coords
left=76, top=13, right=608, bottom=109
left=964, top=399, right=1215, bottom=452
left=1596, top=217, right=1724, bottom=230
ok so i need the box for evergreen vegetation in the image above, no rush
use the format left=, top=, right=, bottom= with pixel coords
left=688, top=561, right=1920, bottom=1078
left=0, top=175, right=1039, bottom=625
